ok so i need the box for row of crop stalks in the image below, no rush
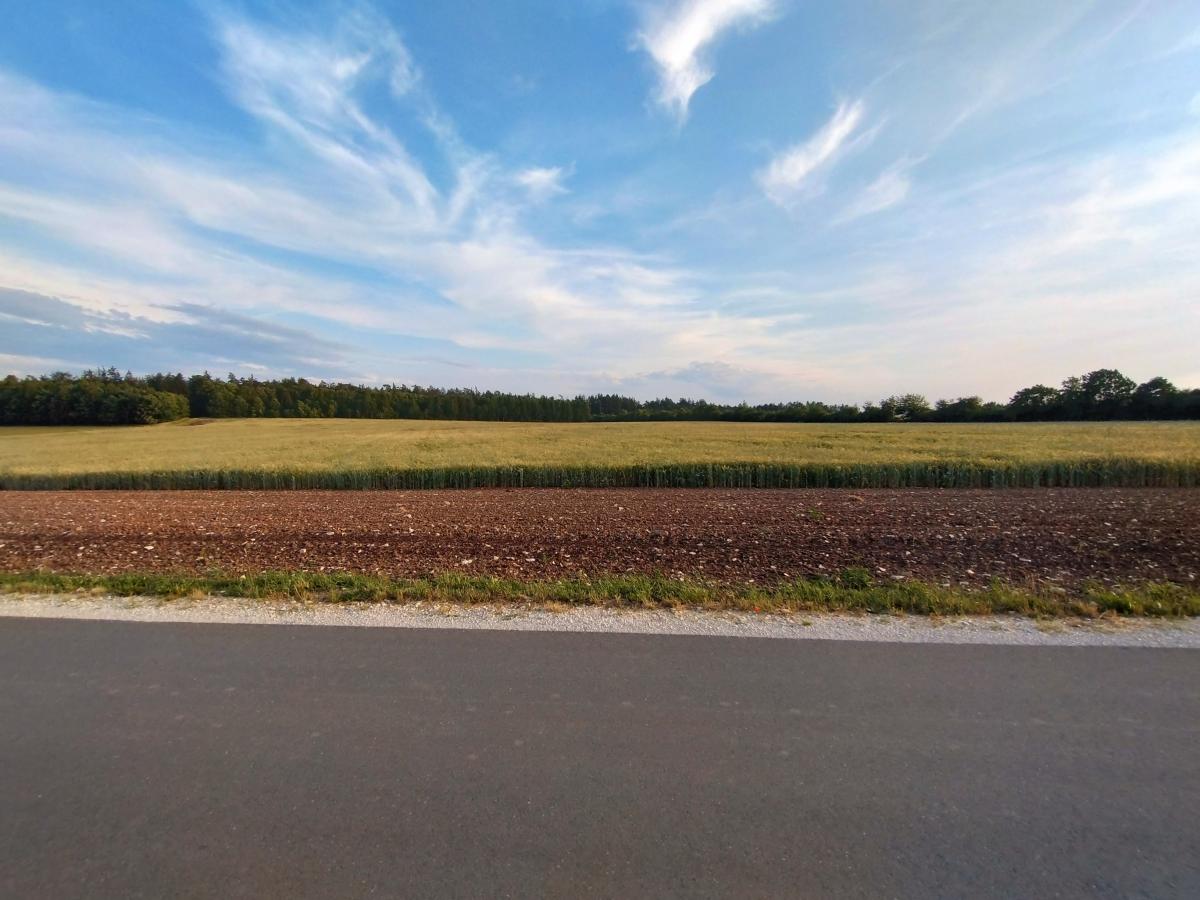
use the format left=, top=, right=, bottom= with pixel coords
left=1, top=458, right=1198, bottom=490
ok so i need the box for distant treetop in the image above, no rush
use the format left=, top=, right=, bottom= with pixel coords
left=1, top=368, right=1196, bottom=425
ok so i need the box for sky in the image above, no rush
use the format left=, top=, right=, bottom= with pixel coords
left=0, top=0, right=1198, bottom=404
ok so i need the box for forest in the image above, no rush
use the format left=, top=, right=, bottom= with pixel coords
left=1, top=368, right=1197, bottom=425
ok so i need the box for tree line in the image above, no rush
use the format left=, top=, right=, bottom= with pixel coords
left=1, top=368, right=1196, bottom=426
left=0, top=370, right=189, bottom=425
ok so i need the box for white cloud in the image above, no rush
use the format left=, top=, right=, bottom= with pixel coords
left=635, top=0, right=777, bottom=121
left=839, top=161, right=914, bottom=221
left=514, top=166, right=569, bottom=201
left=214, top=8, right=437, bottom=221
left=5, top=3, right=1198, bottom=402
left=757, top=100, right=866, bottom=206
left=0, top=13, right=803, bottom=390
left=1010, top=134, right=1200, bottom=263
left=0, top=352, right=86, bottom=375
left=609, top=359, right=820, bottom=402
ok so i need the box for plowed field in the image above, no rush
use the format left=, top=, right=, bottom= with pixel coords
left=2, top=489, right=1196, bottom=588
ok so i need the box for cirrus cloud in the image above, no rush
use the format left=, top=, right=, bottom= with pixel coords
left=635, top=0, right=778, bottom=121
left=757, top=100, right=867, bottom=207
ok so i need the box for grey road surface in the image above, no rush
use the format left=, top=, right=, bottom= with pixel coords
left=1, top=618, right=1197, bottom=899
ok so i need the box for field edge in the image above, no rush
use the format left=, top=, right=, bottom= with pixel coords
left=2, top=570, right=1197, bottom=618
left=3, top=457, right=1200, bottom=490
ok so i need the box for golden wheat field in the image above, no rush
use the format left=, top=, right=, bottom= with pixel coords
left=1, top=419, right=1198, bottom=490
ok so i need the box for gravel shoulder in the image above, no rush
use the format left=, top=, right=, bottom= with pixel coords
left=3, top=592, right=1198, bottom=647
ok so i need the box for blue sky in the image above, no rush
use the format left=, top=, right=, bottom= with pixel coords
left=0, top=0, right=1198, bottom=403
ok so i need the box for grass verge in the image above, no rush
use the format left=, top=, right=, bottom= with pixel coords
left=1, top=570, right=1197, bottom=618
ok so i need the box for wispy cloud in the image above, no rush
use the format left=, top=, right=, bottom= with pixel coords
left=757, top=100, right=867, bottom=207
left=0, top=288, right=352, bottom=376
left=839, top=160, right=915, bottom=222
left=635, top=0, right=777, bottom=121
left=0, top=352, right=85, bottom=376
left=514, top=166, right=570, bottom=201
left=214, top=6, right=441, bottom=224
left=1006, top=133, right=1200, bottom=264
left=0, top=11, right=801, bottom=391
left=3, top=1, right=1199, bottom=401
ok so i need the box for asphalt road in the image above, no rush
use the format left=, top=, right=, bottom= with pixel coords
left=1, top=619, right=1197, bottom=899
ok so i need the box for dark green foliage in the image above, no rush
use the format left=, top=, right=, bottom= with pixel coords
left=1081, top=368, right=1138, bottom=417
left=1130, top=377, right=1181, bottom=419
left=931, top=397, right=1007, bottom=422
left=176, top=373, right=591, bottom=421
left=880, top=394, right=933, bottom=422
left=1053, top=369, right=1140, bottom=419
left=837, top=567, right=873, bottom=589
left=2, top=367, right=1198, bottom=425
left=0, top=369, right=189, bottom=425
left=1008, top=384, right=1061, bottom=420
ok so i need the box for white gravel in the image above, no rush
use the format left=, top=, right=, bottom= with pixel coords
left=2, top=592, right=1199, bottom=647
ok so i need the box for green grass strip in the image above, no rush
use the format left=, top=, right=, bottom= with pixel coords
left=2, top=458, right=1200, bottom=490
left=1, top=569, right=1196, bottom=618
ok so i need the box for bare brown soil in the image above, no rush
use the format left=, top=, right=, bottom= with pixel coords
left=1, top=489, right=1196, bottom=587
